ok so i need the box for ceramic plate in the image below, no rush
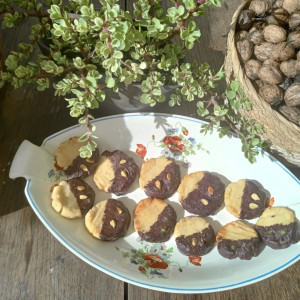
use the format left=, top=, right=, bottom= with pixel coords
left=18, top=113, right=300, bottom=293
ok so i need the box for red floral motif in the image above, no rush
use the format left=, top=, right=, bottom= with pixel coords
left=139, top=266, right=146, bottom=272
left=182, top=128, right=189, bottom=136
left=136, top=144, right=147, bottom=159
left=189, top=256, right=202, bottom=266
left=163, top=136, right=185, bottom=152
left=266, top=197, right=275, bottom=208
left=143, top=254, right=168, bottom=269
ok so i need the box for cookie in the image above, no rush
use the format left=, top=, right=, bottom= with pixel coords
left=178, top=171, right=225, bottom=216
left=139, top=157, right=181, bottom=199
left=134, top=198, right=177, bottom=243
left=174, top=216, right=216, bottom=256
left=51, top=178, right=95, bottom=218
left=224, top=179, right=267, bottom=219
left=93, top=150, right=139, bottom=196
left=85, top=199, right=131, bottom=241
left=55, top=136, right=100, bottom=178
left=255, top=207, right=299, bottom=249
left=216, top=220, right=263, bottom=260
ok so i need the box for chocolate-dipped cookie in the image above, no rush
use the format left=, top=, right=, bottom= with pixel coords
left=255, top=207, right=299, bottom=249
left=225, top=179, right=267, bottom=219
left=178, top=171, right=225, bottom=216
left=134, top=198, right=177, bottom=243
left=216, top=221, right=263, bottom=260
left=93, top=150, right=139, bottom=196
left=51, top=178, right=95, bottom=218
left=85, top=199, right=131, bottom=241
left=139, top=158, right=181, bottom=199
left=55, top=136, right=100, bottom=178
left=174, top=216, right=216, bottom=256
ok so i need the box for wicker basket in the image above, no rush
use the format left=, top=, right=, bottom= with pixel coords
left=225, top=0, right=300, bottom=167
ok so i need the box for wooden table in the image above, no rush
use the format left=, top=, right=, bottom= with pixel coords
left=0, top=1, right=299, bottom=299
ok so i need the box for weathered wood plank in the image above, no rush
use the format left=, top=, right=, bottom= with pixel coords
left=0, top=207, right=125, bottom=300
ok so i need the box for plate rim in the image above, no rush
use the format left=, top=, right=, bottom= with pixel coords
left=25, top=112, right=300, bottom=293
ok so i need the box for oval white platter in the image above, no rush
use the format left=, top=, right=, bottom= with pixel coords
left=20, top=113, right=299, bottom=293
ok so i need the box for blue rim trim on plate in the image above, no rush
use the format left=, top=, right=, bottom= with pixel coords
left=26, top=113, right=300, bottom=293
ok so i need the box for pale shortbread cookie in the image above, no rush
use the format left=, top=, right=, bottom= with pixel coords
left=255, top=207, right=299, bottom=249
left=51, top=178, right=95, bottom=218
left=178, top=171, right=225, bottom=216
left=139, top=157, right=180, bottom=199
left=174, top=216, right=215, bottom=256
left=216, top=220, right=262, bottom=260
left=93, top=150, right=138, bottom=196
left=134, top=198, right=176, bottom=243
left=55, top=136, right=99, bottom=178
left=224, top=179, right=267, bottom=219
left=85, top=199, right=131, bottom=241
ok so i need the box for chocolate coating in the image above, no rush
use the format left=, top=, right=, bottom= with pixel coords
left=240, top=180, right=266, bottom=219
left=100, top=199, right=131, bottom=241
left=181, top=173, right=225, bottom=216
left=104, top=150, right=139, bottom=196
left=65, top=148, right=100, bottom=179
left=144, top=162, right=181, bottom=199
left=67, top=178, right=95, bottom=215
left=255, top=222, right=300, bottom=249
left=137, top=204, right=177, bottom=243
left=175, top=226, right=216, bottom=256
left=217, top=237, right=263, bottom=260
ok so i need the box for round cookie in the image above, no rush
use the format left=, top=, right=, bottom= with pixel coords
left=174, top=216, right=216, bottom=256
left=255, top=207, right=299, bottom=249
left=93, top=150, right=139, bottom=196
left=51, top=178, right=95, bottom=218
left=85, top=199, right=131, bottom=241
left=224, top=179, right=267, bottom=219
left=134, top=198, right=177, bottom=243
left=55, top=136, right=100, bottom=178
left=216, top=220, right=263, bottom=260
left=139, top=157, right=181, bottom=199
left=178, top=171, right=225, bottom=216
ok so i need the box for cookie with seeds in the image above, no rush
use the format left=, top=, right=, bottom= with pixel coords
left=174, top=216, right=216, bottom=256
left=93, top=150, right=139, bottom=196
left=51, top=178, right=95, bottom=218
left=139, top=157, right=181, bottom=199
left=178, top=171, right=225, bottom=216
left=55, top=136, right=100, bottom=179
left=134, top=198, right=177, bottom=243
left=85, top=199, right=131, bottom=241
left=255, top=207, right=299, bottom=249
left=224, top=179, right=267, bottom=219
left=216, top=221, right=263, bottom=260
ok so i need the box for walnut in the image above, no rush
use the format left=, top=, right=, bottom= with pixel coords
left=263, top=59, right=280, bottom=68
left=238, top=9, right=255, bottom=30
left=249, top=0, right=271, bottom=16
left=255, top=79, right=264, bottom=88
left=237, top=39, right=254, bottom=62
left=289, top=11, right=300, bottom=30
left=254, top=42, right=275, bottom=61
left=270, top=42, right=295, bottom=62
left=258, top=65, right=284, bottom=84
left=280, top=59, right=299, bottom=77
left=273, top=0, right=284, bottom=9
left=296, top=59, right=300, bottom=72
left=284, top=82, right=300, bottom=106
left=279, top=105, right=300, bottom=124
left=287, top=31, right=300, bottom=49
left=248, top=29, right=265, bottom=45
left=297, top=50, right=300, bottom=60
left=235, top=30, right=248, bottom=42
left=271, top=7, right=290, bottom=25
left=245, top=59, right=262, bottom=80
left=259, top=84, right=284, bottom=105
left=263, top=25, right=287, bottom=43
left=266, top=15, right=280, bottom=25
left=283, top=0, right=300, bottom=14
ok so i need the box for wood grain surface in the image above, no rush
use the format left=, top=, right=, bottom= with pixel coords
left=0, top=0, right=299, bottom=299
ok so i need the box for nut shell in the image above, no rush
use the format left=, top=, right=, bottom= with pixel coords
left=259, top=84, right=284, bottom=105
left=271, top=7, right=290, bottom=25
left=284, top=82, right=300, bottom=106
left=258, top=64, right=283, bottom=84
left=280, top=59, right=299, bottom=78
left=263, top=24, right=287, bottom=43
left=279, top=105, right=300, bottom=124
left=248, top=29, right=265, bottom=45
left=245, top=59, right=262, bottom=80
left=249, top=0, right=270, bottom=16
left=254, top=42, right=275, bottom=61
left=287, top=31, right=300, bottom=49
left=270, top=42, right=295, bottom=62
left=289, top=11, right=300, bottom=30
left=237, top=39, right=254, bottom=62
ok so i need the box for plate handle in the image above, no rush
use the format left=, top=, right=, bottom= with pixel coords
left=9, top=140, right=55, bottom=182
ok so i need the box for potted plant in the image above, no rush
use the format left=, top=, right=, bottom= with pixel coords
left=0, top=0, right=267, bottom=162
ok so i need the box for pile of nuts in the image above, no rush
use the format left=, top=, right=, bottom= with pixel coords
left=236, top=0, right=300, bottom=126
